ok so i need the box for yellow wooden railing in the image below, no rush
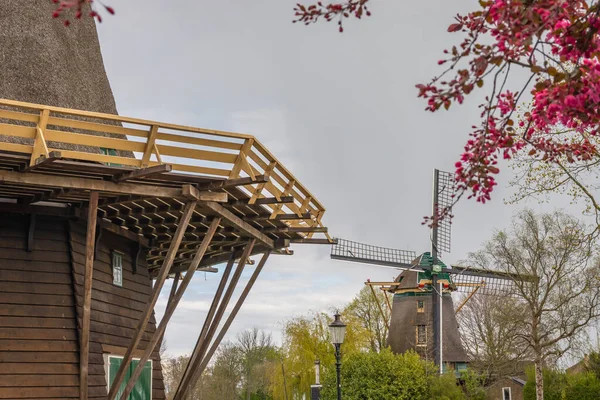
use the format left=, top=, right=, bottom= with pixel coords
left=0, top=98, right=327, bottom=237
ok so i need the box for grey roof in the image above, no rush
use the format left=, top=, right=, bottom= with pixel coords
left=510, top=377, right=526, bottom=386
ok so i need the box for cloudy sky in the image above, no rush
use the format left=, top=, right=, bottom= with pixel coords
left=94, top=0, right=577, bottom=357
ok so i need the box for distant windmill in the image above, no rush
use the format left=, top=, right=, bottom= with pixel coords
left=331, top=169, right=522, bottom=373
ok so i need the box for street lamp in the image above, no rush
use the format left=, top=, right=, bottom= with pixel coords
left=329, top=311, right=347, bottom=400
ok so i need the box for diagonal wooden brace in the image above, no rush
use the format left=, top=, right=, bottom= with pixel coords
left=174, top=254, right=236, bottom=397
left=107, top=201, right=197, bottom=400
left=190, top=251, right=271, bottom=388
left=118, top=218, right=222, bottom=400
left=174, top=240, right=256, bottom=400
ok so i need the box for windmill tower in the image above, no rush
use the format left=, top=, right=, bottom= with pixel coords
left=0, top=3, right=332, bottom=399
left=331, top=170, right=519, bottom=373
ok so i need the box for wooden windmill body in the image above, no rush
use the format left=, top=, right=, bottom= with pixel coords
left=0, top=3, right=332, bottom=399
left=332, top=170, right=520, bottom=373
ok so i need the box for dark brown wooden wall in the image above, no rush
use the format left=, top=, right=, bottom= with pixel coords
left=0, top=213, right=166, bottom=399
left=0, top=214, right=80, bottom=399
left=69, top=221, right=166, bottom=399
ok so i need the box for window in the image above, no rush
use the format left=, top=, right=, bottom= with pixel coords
left=417, top=300, right=424, bottom=313
left=112, top=251, right=123, bottom=287
left=107, top=355, right=152, bottom=400
left=502, top=387, right=511, bottom=400
left=416, top=325, right=426, bottom=345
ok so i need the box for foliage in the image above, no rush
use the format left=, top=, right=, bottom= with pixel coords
left=428, top=370, right=466, bottom=400
left=268, top=309, right=367, bottom=399
left=460, top=370, right=487, bottom=400
left=564, top=371, right=600, bottom=400
left=523, top=367, right=600, bottom=400
left=586, top=351, right=600, bottom=379
left=344, top=285, right=392, bottom=353
left=51, top=0, right=114, bottom=26
left=318, top=348, right=487, bottom=400
left=523, top=367, right=566, bottom=400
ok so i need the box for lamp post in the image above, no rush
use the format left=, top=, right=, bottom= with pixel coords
left=329, top=311, right=347, bottom=400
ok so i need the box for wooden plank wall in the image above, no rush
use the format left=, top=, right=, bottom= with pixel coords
left=0, top=214, right=80, bottom=399
left=69, top=221, right=166, bottom=399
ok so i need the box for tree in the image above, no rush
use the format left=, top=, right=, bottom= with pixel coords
left=319, top=347, right=478, bottom=400
left=456, top=292, right=532, bottom=381
left=269, top=309, right=368, bottom=399
left=469, top=209, right=600, bottom=400
left=523, top=367, right=566, bottom=400
left=294, top=1, right=600, bottom=228
left=236, top=328, right=277, bottom=400
left=344, top=285, right=391, bottom=353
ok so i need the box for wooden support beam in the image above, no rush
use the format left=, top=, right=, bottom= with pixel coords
left=383, top=288, right=393, bottom=314
left=455, top=282, right=485, bottom=314
left=203, top=201, right=275, bottom=248
left=80, top=191, right=99, bottom=400
left=174, top=241, right=256, bottom=400
left=249, top=161, right=276, bottom=204
left=244, top=212, right=311, bottom=222
left=228, top=196, right=293, bottom=206
left=27, top=213, right=36, bottom=252
left=107, top=201, right=197, bottom=400
left=0, top=170, right=227, bottom=201
left=22, top=151, right=62, bottom=172
left=173, top=255, right=236, bottom=397
left=189, top=251, right=271, bottom=390
left=30, top=109, right=50, bottom=166
left=367, top=279, right=389, bottom=331
left=290, top=238, right=337, bottom=244
left=229, top=139, right=254, bottom=179
left=141, top=125, right=159, bottom=167
left=182, top=184, right=227, bottom=202
left=270, top=180, right=295, bottom=220
left=112, top=164, right=173, bottom=182
left=118, top=219, right=221, bottom=400
left=196, top=175, right=267, bottom=191
left=98, top=220, right=152, bottom=248
left=263, top=226, right=327, bottom=234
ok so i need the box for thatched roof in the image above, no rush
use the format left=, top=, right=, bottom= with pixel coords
left=0, top=1, right=132, bottom=157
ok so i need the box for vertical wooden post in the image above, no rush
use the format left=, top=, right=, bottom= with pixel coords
left=118, top=218, right=221, bottom=400
left=80, top=191, right=99, bottom=400
left=107, top=201, right=197, bottom=400
left=174, top=240, right=256, bottom=400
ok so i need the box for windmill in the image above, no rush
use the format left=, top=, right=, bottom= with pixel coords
left=331, top=169, right=521, bottom=373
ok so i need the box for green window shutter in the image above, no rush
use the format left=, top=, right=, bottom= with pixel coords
left=130, top=359, right=152, bottom=400
left=109, top=357, right=129, bottom=400
left=108, top=357, right=152, bottom=400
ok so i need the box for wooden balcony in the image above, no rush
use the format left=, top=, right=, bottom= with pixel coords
left=0, top=98, right=332, bottom=271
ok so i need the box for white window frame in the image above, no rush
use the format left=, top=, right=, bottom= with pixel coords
left=105, top=354, right=153, bottom=399
left=112, top=250, right=124, bottom=287
left=502, top=387, right=512, bottom=400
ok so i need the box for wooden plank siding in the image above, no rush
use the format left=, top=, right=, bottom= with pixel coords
left=0, top=213, right=166, bottom=399
left=0, top=214, right=80, bottom=399
left=68, top=221, right=166, bottom=399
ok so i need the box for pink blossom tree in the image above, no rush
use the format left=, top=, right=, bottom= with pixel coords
left=294, top=0, right=600, bottom=232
